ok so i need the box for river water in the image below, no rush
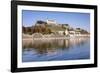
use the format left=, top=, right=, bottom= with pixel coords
left=22, top=37, right=90, bottom=62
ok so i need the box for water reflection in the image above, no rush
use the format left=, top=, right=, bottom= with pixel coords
left=22, top=37, right=90, bottom=62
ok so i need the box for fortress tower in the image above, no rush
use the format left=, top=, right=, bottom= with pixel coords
left=46, top=19, right=57, bottom=25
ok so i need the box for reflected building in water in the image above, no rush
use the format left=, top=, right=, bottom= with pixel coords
left=22, top=37, right=90, bottom=55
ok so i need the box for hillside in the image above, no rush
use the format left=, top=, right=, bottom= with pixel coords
left=22, top=20, right=89, bottom=35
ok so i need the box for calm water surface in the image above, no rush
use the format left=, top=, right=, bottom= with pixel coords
left=22, top=37, right=90, bottom=62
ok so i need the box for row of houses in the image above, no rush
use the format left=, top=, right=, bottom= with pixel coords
left=58, top=28, right=90, bottom=36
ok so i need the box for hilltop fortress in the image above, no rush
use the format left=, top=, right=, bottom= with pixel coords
left=22, top=20, right=90, bottom=39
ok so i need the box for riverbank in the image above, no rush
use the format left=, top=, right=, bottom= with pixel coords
left=22, top=33, right=90, bottom=40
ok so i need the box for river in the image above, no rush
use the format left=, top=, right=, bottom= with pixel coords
left=22, top=37, right=90, bottom=62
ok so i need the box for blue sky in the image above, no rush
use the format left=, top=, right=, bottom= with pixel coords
left=22, top=10, right=90, bottom=32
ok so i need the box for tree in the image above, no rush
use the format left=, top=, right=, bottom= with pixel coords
left=22, top=26, right=26, bottom=33
left=63, top=31, right=65, bottom=35
left=48, top=28, right=52, bottom=34
left=24, top=27, right=32, bottom=34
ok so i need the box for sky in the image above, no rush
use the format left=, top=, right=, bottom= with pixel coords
left=22, top=10, right=90, bottom=32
